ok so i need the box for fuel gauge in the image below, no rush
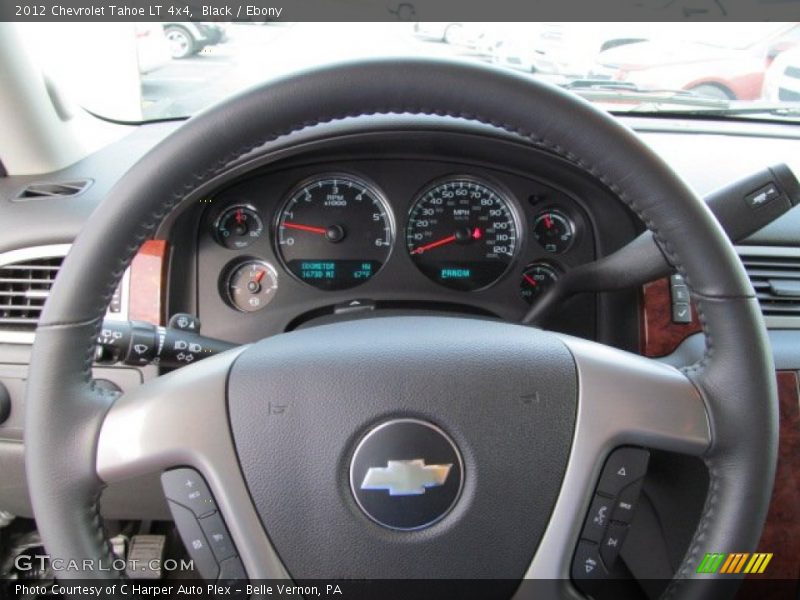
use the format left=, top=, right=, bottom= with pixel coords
left=224, top=260, right=278, bottom=312
left=532, top=209, right=575, bottom=254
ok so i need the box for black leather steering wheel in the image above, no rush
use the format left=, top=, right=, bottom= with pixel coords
left=25, top=59, right=778, bottom=598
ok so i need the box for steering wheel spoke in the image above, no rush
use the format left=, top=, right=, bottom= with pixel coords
left=523, top=334, right=710, bottom=584
left=560, top=335, right=710, bottom=455
left=96, top=347, right=288, bottom=579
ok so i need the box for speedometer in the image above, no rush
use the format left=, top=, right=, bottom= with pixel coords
left=406, top=177, right=520, bottom=291
left=275, top=174, right=394, bottom=291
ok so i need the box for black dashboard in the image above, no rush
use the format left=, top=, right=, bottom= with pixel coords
left=166, top=124, right=641, bottom=348
left=1, top=113, right=800, bottom=522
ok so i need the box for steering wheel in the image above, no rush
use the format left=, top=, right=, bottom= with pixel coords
left=25, top=59, right=777, bottom=598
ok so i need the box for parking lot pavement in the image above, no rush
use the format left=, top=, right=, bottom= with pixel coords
left=141, top=23, right=491, bottom=120
left=142, top=23, right=472, bottom=119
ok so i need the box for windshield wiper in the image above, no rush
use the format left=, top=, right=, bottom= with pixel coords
left=661, top=103, right=800, bottom=118
left=561, top=79, right=730, bottom=110
left=562, top=81, right=800, bottom=120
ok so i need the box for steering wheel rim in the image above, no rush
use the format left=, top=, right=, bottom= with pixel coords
left=25, top=58, right=777, bottom=597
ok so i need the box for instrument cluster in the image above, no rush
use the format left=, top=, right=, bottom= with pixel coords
left=207, top=171, right=586, bottom=314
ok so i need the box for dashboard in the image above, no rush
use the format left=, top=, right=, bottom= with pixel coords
left=1, top=113, right=800, bottom=528
left=166, top=124, right=641, bottom=347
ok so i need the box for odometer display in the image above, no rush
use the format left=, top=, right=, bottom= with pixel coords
left=275, top=175, right=394, bottom=291
left=406, top=177, right=519, bottom=291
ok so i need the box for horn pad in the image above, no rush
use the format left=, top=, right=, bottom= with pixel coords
left=350, top=418, right=464, bottom=531
left=228, top=317, right=577, bottom=579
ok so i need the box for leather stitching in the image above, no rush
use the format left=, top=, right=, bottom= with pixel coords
left=662, top=462, right=719, bottom=599
left=670, top=296, right=717, bottom=594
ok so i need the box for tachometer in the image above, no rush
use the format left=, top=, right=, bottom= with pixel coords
left=406, top=177, right=519, bottom=291
left=275, top=175, right=394, bottom=291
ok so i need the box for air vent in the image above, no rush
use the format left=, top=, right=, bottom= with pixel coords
left=0, top=256, right=63, bottom=329
left=740, top=250, right=800, bottom=319
left=14, top=179, right=91, bottom=201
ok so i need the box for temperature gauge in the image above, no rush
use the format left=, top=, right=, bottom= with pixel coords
left=224, top=260, right=278, bottom=312
left=532, top=209, right=575, bottom=254
left=214, top=205, right=264, bottom=249
left=520, top=263, right=559, bottom=305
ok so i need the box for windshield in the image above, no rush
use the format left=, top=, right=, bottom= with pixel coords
left=20, top=21, right=800, bottom=122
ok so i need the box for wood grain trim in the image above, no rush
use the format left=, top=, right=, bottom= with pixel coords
left=128, top=240, right=168, bottom=325
left=748, top=371, right=800, bottom=585
left=640, top=277, right=702, bottom=358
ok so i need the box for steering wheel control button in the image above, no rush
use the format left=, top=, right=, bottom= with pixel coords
left=161, top=468, right=217, bottom=517
left=597, top=447, right=650, bottom=497
left=574, top=448, right=649, bottom=590
left=612, top=479, right=644, bottom=524
left=600, top=521, right=629, bottom=569
left=167, top=500, right=219, bottom=579
left=349, top=419, right=463, bottom=530
left=199, top=512, right=236, bottom=562
left=572, top=540, right=609, bottom=589
left=582, top=494, right=614, bottom=543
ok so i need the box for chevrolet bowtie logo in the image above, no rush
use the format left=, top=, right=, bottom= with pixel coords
left=360, top=459, right=452, bottom=496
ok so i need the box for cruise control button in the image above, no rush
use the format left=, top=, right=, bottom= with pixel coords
left=601, top=521, right=629, bottom=568
left=612, top=479, right=644, bottom=524
left=597, top=448, right=649, bottom=497
left=161, top=468, right=217, bottom=517
left=200, top=512, right=236, bottom=562
left=572, top=540, right=608, bottom=592
left=582, top=494, right=614, bottom=543
left=167, top=501, right=219, bottom=579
